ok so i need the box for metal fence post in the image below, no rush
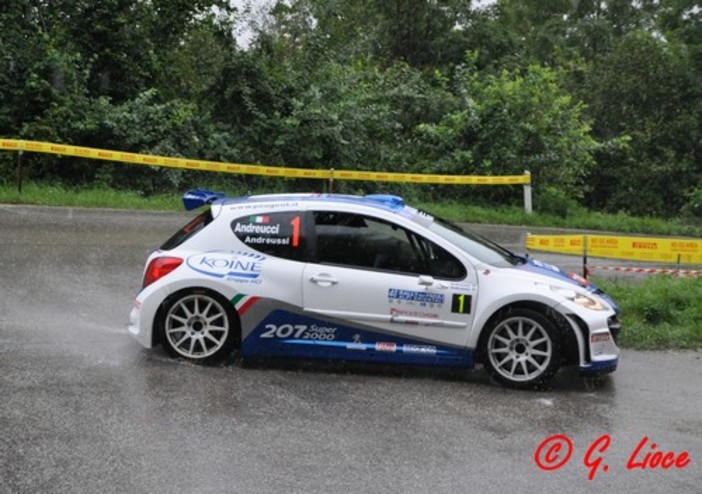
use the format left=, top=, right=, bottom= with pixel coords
left=17, top=150, right=23, bottom=193
left=523, top=170, right=532, bottom=214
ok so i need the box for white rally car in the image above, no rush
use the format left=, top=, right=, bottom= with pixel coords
left=129, top=190, right=621, bottom=389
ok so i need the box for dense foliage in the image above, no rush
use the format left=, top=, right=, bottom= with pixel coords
left=0, top=0, right=700, bottom=218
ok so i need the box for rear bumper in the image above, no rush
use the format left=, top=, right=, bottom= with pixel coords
left=128, top=297, right=155, bottom=348
left=127, top=282, right=170, bottom=349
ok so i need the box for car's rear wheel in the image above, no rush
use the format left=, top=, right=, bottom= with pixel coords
left=480, top=308, right=562, bottom=390
left=160, top=290, right=237, bottom=363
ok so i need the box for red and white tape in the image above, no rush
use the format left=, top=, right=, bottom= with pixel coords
left=588, top=266, right=702, bottom=276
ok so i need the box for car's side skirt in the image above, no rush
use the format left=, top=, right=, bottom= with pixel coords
left=240, top=308, right=475, bottom=368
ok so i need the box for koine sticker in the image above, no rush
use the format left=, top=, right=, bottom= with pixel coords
left=187, top=251, right=265, bottom=280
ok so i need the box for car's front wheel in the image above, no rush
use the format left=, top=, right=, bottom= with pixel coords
left=480, top=308, right=562, bottom=390
left=159, top=289, right=238, bottom=363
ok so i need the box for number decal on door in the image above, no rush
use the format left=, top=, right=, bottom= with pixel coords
left=451, top=293, right=472, bottom=314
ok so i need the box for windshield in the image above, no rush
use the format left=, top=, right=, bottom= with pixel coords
left=426, top=217, right=522, bottom=268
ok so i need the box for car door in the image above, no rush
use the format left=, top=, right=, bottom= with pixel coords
left=301, top=210, right=478, bottom=362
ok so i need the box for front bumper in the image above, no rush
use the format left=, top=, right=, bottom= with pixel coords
left=579, top=357, right=618, bottom=376
left=556, top=302, right=621, bottom=376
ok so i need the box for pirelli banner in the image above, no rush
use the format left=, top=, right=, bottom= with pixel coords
left=0, top=139, right=531, bottom=186
left=526, top=234, right=702, bottom=264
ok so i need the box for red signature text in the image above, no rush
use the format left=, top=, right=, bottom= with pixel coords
left=535, top=434, right=692, bottom=480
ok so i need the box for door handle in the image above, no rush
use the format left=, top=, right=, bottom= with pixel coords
left=309, top=275, right=339, bottom=286
left=418, top=275, right=448, bottom=289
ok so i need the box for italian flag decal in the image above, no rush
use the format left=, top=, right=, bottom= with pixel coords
left=249, top=215, right=270, bottom=224
left=231, top=293, right=259, bottom=315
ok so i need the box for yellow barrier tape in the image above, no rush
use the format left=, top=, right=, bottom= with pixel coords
left=1, top=139, right=531, bottom=185
left=526, top=234, right=585, bottom=256
left=527, top=234, right=702, bottom=264
left=588, top=235, right=702, bottom=264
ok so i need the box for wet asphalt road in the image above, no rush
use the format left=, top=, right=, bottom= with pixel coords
left=1, top=205, right=700, bottom=493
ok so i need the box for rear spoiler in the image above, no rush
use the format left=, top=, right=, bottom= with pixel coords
left=182, top=189, right=226, bottom=210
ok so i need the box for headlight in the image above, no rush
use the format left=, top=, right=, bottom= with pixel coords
left=550, top=285, right=608, bottom=311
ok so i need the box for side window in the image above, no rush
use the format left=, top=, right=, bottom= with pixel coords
left=410, top=232, right=467, bottom=280
left=161, top=210, right=212, bottom=250
left=313, top=211, right=465, bottom=279
left=231, top=212, right=305, bottom=260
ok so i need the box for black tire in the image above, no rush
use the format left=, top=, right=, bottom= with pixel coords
left=479, top=308, right=562, bottom=390
left=159, top=289, right=238, bottom=364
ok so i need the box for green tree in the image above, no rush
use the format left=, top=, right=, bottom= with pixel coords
left=581, top=31, right=698, bottom=216
left=418, top=61, right=598, bottom=205
left=254, top=0, right=496, bottom=71
left=0, top=1, right=86, bottom=136
left=2, top=0, right=700, bottom=217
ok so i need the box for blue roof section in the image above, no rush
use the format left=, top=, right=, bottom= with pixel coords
left=364, top=194, right=405, bottom=210
left=183, top=189, right=226, bottom=210
left=182, top=189, right=413, bottom=214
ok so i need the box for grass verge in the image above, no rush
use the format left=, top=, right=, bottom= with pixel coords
left=0, top=183, right=181, bottom=210
left=597, top=276, right=702, bottom=350
left=416, top=200, right=702, bottom=237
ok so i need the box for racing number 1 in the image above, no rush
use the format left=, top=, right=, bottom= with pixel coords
left=457, top=294, right=466, bottom=313
left=451, top=293, right=471, bottom=314
left=290, top=215, right=301, bottom=248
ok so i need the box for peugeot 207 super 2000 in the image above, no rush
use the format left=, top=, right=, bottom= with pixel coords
left=128, top=190, right=621, bottom=389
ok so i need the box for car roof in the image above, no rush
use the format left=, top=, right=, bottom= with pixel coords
left=182, top=189, right=436, bottom=228
left=185, top=189, right=408, bottom=213
left=230, top=192, right=406, bottom=210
